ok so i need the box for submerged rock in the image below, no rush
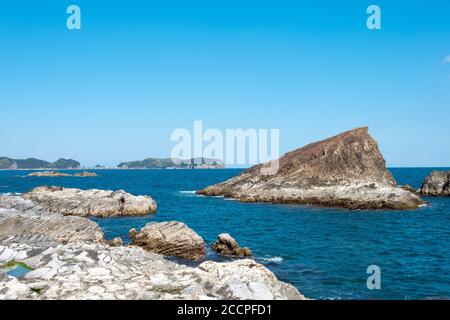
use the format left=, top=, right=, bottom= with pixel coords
left=22, top=186, right=157, bottom=217
left=129, top=221, right=205, bottom=261
left=418, top=171, right=450, bottom=196
left=211, top=233, right=252, bottom=257
left=197, top=127, right=423, bottom=210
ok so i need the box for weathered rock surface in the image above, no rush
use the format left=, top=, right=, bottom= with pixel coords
left=129, top=221, right=205, bottom=261
left=22, top=186, right=157, bottom=217
left=401, top=185, right=416, bottom=193
left=0, top=194, right=303, bottom=300
left=27, top=171, right=71, bottom=177
left=27, top=171, right=98, bottom=177
left=418, top=171, right=450, bottom=196
left=198, top=127, right=423, bottom=210
left=0, top=195, right=104, bottom=246
left=0, top=243, right=304, bottom=300
left=73, top=171, right=98, bottom=177
left=106, top=237, right=123, bottom=247
left=211, top=233, right=252, bottom=257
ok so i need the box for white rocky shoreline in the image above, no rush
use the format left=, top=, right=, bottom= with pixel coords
left=0, top=193, right=305, bottom=300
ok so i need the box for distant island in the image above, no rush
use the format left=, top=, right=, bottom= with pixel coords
left=117, top=157, right=224, bottom=169
left=0, top=157, right=224, bottom=170
left=0, top=157, right=80, bottom=170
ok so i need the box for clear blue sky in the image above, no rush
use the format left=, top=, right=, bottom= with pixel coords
left=1, top=0, right=449, bottom=167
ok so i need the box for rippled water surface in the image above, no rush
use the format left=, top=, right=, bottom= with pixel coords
left=1, top=168, right=449, bottom=299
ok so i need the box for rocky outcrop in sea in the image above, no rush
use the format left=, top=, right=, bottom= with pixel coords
left=0, top=194, right=303, bottom=300
left=418, top=171, right=450, bottom=196
left=197, top=127, right=423, bottom=210
left=27, top=171, right=72, bottom=177
left=129, top=221, right=206, bottom=261
left=22, top=186, right=157, bottom=217
left=211, top=233, right=252, bottom=257
left=27, top=171, right=98, bottom=177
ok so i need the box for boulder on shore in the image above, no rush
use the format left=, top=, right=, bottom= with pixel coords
left=106, top=237, right=123, bottom=247
left=197, top=127, right=423, bottom=210
left=418, top=171, right=450, bottom=196
left=22, top=186, right=157, bottom=217
left=129, top=221, right=205, bottom=261
left=211, top=233, right=252, bottom=257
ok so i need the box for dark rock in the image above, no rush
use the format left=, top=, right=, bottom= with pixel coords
left=401, top=185, right=416, bottom=193
left=107, top=237, right=123, bottom=247
left=211, top=233, right=252, bottom=257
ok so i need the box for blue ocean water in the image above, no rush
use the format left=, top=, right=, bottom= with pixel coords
left=0, top=168, right=449, bottom=300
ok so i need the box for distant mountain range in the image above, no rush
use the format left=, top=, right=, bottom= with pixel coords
left=117, top=157, right=224, bottom=169
left=0, top=157, right=80, bottom=170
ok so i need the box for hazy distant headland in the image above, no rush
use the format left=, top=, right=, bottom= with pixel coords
left=0, top=157, right=80, bottom=170
left=0, top=157, right=224, bottom=170
left=117, top=157, right=224, bottom=169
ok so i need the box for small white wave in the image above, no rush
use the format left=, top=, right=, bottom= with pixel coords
left=179, top=190, right=196, bottom=194
left=0, top=192, right=21, bottom=196
left=260, top=256, right=283, bottom=263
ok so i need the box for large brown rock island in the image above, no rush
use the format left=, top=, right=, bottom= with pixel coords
left=197, top=127, right=423, bottom=210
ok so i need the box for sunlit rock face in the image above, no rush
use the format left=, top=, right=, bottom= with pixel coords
left=22, top=186, right=157, bottom=217
left=0, top=195, right=304, bottom=300
left=418, top=171, right=450, bottom=196
left=129, top=221, right=206, bottom=261
left=198, top=127, right=423, bottom=210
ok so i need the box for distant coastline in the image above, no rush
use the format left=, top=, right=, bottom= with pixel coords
left=0, top=156, right=225, bottom=170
